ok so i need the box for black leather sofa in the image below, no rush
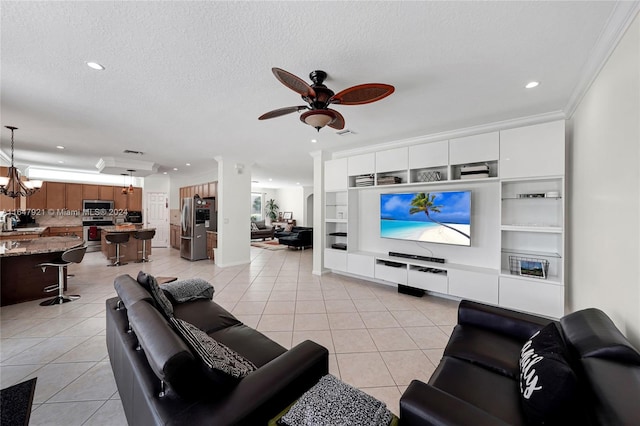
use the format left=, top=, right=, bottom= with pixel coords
left=250, top=220, right=275, bottom=240
left=275, top=226, right=313, bottom=249
left=106, top=274, right=328, bottom=425
left=400, top=300, right=640, bottom=425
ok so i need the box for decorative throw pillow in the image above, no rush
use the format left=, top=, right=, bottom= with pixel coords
left=162, top=278, right=214, bottom=303
left=284, top=224, right=294, bottom=232
left=171, top=318, right=256, bottom=380
left=143, top=273, right=174, bottom=318
left=519, top=323, right=579, bottom=425
left=251, top=222, right=259, bottom=231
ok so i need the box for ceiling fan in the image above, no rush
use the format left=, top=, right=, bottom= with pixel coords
left=258, top=68, right=395, bottom=131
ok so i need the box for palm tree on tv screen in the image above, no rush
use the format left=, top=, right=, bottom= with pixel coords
left=409, top=192, right=470, bottom=240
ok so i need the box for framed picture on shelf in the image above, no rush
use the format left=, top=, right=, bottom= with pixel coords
left=282, top=211, right=293, bottom=220
left=519, top=260, right=546, bottom=278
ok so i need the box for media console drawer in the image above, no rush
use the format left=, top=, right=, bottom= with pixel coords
left=374, top=259, right=408, bottom=285
left=408, top=266, right=448, bottom=293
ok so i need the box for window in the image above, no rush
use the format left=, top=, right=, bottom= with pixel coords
left=251, top=193, right=263, bottom=221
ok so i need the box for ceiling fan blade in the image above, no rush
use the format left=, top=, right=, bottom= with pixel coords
left=327, top=109, right=345, bottom=130
left=258, top=106, right=308, bottom=120
left=330, top=83, right=395, bottom=105
left=272, top=68, right=317, bottom=99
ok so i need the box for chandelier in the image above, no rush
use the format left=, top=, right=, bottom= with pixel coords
left=0, top=126, right=43, bottom=198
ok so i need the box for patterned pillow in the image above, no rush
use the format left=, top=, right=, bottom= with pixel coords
left=251, top=222, right=259, bottom=231
left=519, top=323, right=579, bottom=425
left=145, top=274, right=174, bottom=318
left=171, top=318, right=256, bottom=380
left=284, top=224, right=294, bottom=232
left=162, top=278, right=214, bottom=303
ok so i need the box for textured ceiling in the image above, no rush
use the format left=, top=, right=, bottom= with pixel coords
left=0, top=1, right=632, bottom=187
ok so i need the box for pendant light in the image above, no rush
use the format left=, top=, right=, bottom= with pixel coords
left=0, top=126, right=43, bottom=198
left=120, top=173, right=128, bottom=195
left=127, top=169, right=135, bottom=194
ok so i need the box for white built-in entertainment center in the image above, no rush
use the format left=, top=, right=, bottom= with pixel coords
left=323, top=120, right=565, bottom=318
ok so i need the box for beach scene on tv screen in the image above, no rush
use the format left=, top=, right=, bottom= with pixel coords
left=380, top=191, right=471, bottom=246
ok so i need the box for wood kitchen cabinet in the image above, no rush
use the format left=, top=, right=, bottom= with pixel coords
left=0, top=167, right=20, bottom=211
left=82, top=184, right=100, bottom=200
left=25, top=181, right=47, bottom=210
left=46, top=182, right=66, bottom=210
left=65, top=183, right=83, bottom=211
left=99, top=185, right=114, bottom=200
left=170, top=224, right=180, bottom=249
left=206, top=231, right=217, bottom=260
left=127, top=187, right=143, bottom=211
left=114, top=190, right=128, bottom=210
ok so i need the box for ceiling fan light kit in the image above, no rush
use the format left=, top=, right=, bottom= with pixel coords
left=259, top=67, right=394, bottom=131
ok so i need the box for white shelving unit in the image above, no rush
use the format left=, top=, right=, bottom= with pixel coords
left=323, top=120, right=566, bottom=318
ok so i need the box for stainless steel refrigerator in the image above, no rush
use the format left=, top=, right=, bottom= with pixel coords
left=180, top=196, right=216, bottom=261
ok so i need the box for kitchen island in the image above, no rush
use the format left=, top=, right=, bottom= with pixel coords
left=99, top=225, right=155, bottom=264
left=0, top=236, right=84, bottom=306
left=0, top=226, right=49, bottom=241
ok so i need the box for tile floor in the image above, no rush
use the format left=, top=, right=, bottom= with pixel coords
left=0, top=246, right=459, bottom=425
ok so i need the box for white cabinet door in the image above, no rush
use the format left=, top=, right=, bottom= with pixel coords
left=325, top=249, right=347, bottom=271
left=407, top=268, right=448, bottom=293
left=500, top=120, right=565, bottom=179
left=448, top=269, right=498, bottom=304
left=374, top=261, right=408, bottom=285
left=450, top=132, right=499, bottom=165
left=325, top=158, right=348, bottom=191
left=347, top=253, right=375, bottom=278
left=376, top=147, right=408, bottom=173
left=499, top=276, right=564, bottom=318
left=408, top=141, right=449, bottom=169
left=348, top=153, right=375, bottom=176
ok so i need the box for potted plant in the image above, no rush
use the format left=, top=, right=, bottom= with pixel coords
left=265, top=199, right=279, bottom=223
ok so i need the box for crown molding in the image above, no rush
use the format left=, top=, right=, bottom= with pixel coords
left=565, top=2, right=640, bottom=118
left=332, top=110, right=565, bottom=159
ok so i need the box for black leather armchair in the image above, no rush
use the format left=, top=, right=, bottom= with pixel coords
left=277, top=227, right=313, bottom=249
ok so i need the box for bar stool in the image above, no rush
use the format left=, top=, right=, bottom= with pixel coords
left=134, top=229, right=156, bottom=263
left=38, top=245, right=87, bottom=306
left=106, top=233, right=129, bottom=266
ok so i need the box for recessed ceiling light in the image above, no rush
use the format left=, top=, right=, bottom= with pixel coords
left=186, top=163, right=191, bottom=166
left=311, top=139, right=317, bottom=143
left=296, top=182, right=300, bottom=185
left=86, top=62, right=105, bottom=70
left=173, top=167, right=178, bottom=171
left=525, top=81, right=540, bottom=89
left=163, top=172, right=167, bottom=175
left=269, top=178, right=273, bottom=182
left=56, top=145, right=64, bottom=150
left=58, top=160, right=64, bottom=164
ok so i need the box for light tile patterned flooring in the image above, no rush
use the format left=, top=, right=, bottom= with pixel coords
left=0, top=246, right=459, bottom=424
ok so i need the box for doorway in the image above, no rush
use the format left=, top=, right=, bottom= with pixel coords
left=146, top=192, right=169, bottom=247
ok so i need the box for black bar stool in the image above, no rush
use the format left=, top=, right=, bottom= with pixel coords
left=106, top=233, right=129, bottom=266
left=38, top=245, right=87, bottom=306
left=134, top=229, right=156, bottom=263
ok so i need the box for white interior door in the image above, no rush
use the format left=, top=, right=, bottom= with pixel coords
left=146, top=192, right=169, bottom=247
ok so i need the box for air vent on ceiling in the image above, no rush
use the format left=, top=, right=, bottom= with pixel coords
left=336, top=129, right=356, bottom=136
left=123, top=149, right=144, bottom=155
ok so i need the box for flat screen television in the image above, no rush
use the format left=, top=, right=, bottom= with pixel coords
left=380, top=191, right=471, bottom=246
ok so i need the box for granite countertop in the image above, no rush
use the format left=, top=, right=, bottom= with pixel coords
left=0, top=227, right=49, bottom=237
left=100, top=225, right=156, bottom=233
left=0, top=236, right=83, bottom=257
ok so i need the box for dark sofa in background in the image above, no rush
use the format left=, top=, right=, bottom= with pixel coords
left=106, top=274, right=328, bottom=425
left=275, top=226, right=313, bottom=249
left=250, top=220, right=274, bottom=240
left=400, top=300, right=640, bottom=426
